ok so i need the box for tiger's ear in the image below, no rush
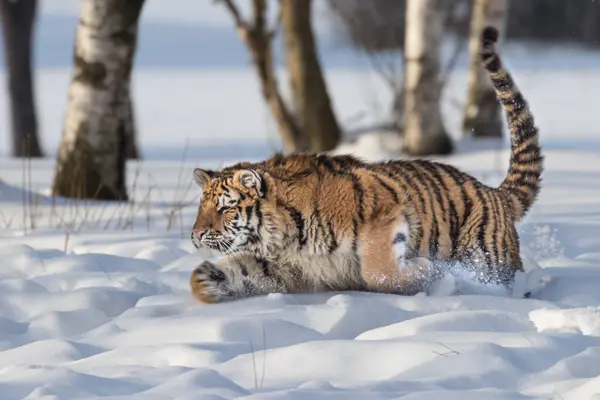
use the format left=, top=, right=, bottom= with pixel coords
left=193, top=168, right=216, bottom=189
left=235, top=169, right=264, bottom=197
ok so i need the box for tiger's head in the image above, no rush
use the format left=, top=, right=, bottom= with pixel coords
left=190, top=167, right=284, bottom=255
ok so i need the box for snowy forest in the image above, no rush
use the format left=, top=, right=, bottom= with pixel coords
left=0, top=0, right=600, bottom=399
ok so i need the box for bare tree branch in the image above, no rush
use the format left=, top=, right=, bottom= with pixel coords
left=440, top=37, right=466, bottom=92
left=216, top=0, right=305, bottom=153
left=219, top=0, right=246, bottom=28
left=218, top=0, right=250, bottom=42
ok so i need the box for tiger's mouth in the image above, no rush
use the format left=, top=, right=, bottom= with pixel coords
left=190, top=228, right=258, bottom=254
left=191, top=231, right=201, bottom=249
left=199, top=235, right=238, bottom=254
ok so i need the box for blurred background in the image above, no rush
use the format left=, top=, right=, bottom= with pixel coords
left=0, top=0, right=599, bottom=202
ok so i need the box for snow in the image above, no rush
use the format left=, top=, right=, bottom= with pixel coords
left=2, top=144, right=600, bottom=399
left=1, top=231, right=600, bottom=399
left=1, top=6, right=600, bottom=400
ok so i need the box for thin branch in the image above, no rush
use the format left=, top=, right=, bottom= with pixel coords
left=440, top=36, right=466, bottom=91
left=219, top=0, right=251, bottom=43
left=219, top=0, right=246, bottom=28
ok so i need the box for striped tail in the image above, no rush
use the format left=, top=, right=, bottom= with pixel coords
left=480, top=26, right=544, bottom=221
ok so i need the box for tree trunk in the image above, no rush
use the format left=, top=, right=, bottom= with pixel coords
left=582, top=0, right=600, bottom=47
left=402, top=0, right=452, bottom=155
left=52, top=0, right=145, bottom=201
left=120, top=49, right=140, bottom=160
left=121, top=85, right=139, bottom=159
left=462, top=0, right=509, bottom=138
left=281, top=0, right=341, bottom=153
left=0, top=0, right=43, bottom=158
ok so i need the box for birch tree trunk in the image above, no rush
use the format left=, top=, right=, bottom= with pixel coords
left=120, top=49, right=140, bottom=160
left=462, top=0, right=509, bottom=138
left=0, top=0, right=43, bottom=158
left=402, top=0, right=452, bottom=155
left=281, top=0, right=341, bottom=153
left=52, top=0, right=145, bottom=200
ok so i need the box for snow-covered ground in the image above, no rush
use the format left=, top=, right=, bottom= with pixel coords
left=2, top=4, right=600, bottom=398
left=2, top=141, right=600, bottom=399
left=2, top=113, right=600, bottom=399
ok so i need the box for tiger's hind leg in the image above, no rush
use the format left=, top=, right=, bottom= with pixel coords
left=358, top=220, right=432, bottom=296
left=190, top=252, right=288, bottom=303
left=454, top=215, right=528, bottom=295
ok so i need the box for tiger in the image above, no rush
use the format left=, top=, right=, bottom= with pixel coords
left=189, top=26, right=543, bottom=304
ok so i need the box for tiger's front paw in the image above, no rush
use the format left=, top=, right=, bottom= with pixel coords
left=189, top=260, right=231, bottom=304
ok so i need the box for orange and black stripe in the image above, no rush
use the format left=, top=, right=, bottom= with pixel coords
left=480, top=26, right=544, bottom=221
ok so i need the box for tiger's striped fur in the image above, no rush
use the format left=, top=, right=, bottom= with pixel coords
left=189, top=26, right=543, bottom=303
left=481, top=27, right=543, bottom=220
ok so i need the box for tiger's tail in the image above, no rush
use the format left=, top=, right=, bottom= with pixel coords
left=480, top=26, right=543, bottom=221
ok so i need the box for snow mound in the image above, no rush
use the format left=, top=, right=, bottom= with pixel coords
left=530, top=306, right=600, bottom=336
left=0, top=237, right=597, bottom=398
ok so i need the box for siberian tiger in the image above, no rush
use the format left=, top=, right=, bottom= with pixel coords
left=189, top=26, right=543, bottom=303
